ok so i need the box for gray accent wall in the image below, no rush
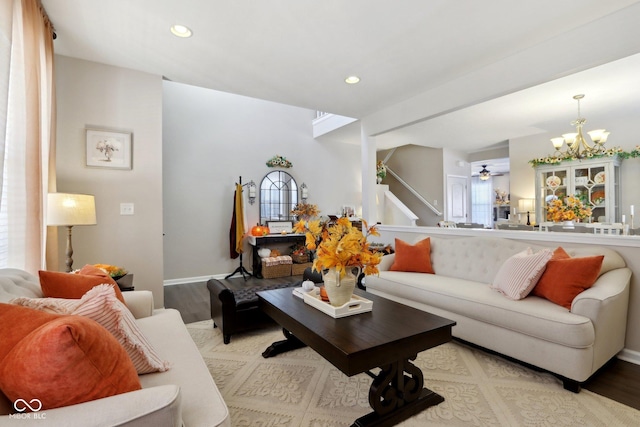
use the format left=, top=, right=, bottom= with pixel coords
left=55, top=56, right=165, bottom=306
left=162, top=81, right=362, bottom=281
left=378, top=145, right=444, bottom=226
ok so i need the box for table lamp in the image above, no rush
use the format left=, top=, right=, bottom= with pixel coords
left=518, top=199, right=535, bottom=226
left=47, top=193, right=97, bottom=272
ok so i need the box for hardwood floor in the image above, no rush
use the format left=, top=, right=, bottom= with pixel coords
left=165, top=280, right=640, bottom=411
left=164, top=280, right=211, bottom=324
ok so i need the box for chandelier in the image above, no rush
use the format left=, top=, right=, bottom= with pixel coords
left=479, top=165, right=491, bottom=181
left=550, top=94, right=610, bottom=159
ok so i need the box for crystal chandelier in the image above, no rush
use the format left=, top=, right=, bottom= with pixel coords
left=550, top=94, right=610, bottom=159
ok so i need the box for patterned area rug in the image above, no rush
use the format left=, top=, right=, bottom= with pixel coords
left=187, top=320, right=640, bottom=426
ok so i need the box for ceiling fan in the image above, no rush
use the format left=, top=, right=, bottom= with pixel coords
left=478, top=164, right=505, bottom=180
left=479, top=165, right=491, bottom=180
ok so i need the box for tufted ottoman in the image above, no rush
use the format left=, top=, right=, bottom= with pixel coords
left=207, top=269, right=322, bottom=344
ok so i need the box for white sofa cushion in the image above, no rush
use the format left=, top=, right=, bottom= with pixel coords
left=369, top=271, right=595, bottom=348
left=0, top=269, right=42, bottom=302
left=136, top=309, right=230, bottom=427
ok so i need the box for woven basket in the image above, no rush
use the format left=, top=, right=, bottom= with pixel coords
left=291, top=262, right=312, bottom=276
left=291, top=253, right=309, bottom=264
left=261, top=262, right=292, bottom=279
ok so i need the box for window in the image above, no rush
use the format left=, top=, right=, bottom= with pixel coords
left=471, top=176, right=492, bottom=227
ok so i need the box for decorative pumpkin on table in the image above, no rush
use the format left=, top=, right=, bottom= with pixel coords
left=251, top=223, right=270, bottom=236
left=293, top=217, right=382, bottom=306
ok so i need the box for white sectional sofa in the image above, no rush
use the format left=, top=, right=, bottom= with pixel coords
left=0, top=268, right=230, bottom=427
left=365, top=235, right=631, bottom=391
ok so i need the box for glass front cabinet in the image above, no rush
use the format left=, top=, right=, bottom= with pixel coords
left=534, top=157, right=621, bottom=224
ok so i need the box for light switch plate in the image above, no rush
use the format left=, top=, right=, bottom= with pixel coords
left=120, top=203, right=134, bottom=215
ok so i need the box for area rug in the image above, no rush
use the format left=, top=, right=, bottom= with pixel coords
left=187, top=320, right=640, bottom=426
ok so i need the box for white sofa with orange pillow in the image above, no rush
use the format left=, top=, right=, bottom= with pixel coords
left=365, top=235, right=631, bottom=392
left=0, top=268, right=230, bottom=427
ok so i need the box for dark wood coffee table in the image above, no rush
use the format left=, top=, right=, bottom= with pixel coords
left=257, top=288, right=456, bottom=427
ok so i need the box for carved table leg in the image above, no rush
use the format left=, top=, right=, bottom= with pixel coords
left=262, top=328, right=307, bottom=358
left=353, top=356, right=444, bottom=427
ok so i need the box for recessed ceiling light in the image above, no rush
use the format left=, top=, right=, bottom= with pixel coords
left=345, top=76, right=360, bottom=84
left=170, top=24, right=192, bottom=38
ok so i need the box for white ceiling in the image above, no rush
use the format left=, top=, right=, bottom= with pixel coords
left=42, top=0, right=640, bottom=156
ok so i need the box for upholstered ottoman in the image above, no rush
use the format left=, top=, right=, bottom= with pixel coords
left=208, top=271, right=321, bottom=344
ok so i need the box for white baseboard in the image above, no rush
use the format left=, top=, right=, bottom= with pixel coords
left=617, top=348, right=640, bottom=365
left=163, top=272, right=254, bottom=286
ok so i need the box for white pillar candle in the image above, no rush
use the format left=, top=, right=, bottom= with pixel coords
left=622, top=215, right=626, bottom=224
left=631, top=205, right=635, bottom=215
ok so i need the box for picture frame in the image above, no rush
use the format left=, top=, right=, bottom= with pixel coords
left=267, top=221, right=293, bottom=234
left=86, top=129, right=132, bottom=170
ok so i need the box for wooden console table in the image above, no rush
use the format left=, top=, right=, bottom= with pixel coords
left=246, top=234, right=307, bottom=278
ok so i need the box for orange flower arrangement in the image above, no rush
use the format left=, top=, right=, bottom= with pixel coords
left=293, top=217, right=382, bottom=278
left=546, top=195, right=592, bottom=222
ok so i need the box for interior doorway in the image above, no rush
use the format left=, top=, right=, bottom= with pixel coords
left=446, top=175, right=468, bottom=223
left=470, top=158, right=510, bottom=228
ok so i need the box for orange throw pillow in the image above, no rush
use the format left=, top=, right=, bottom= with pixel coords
left=390, top=238, right=435, bottom=274
left=39, top=269, right=125, bottom=303
left=0, top=304, right=141, bottom=411
left=532, top=247, right=604, bottom=310
left=0, top=303, right=61, bottom=362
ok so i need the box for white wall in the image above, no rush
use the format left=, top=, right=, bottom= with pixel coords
left=162, top=81, right=362, bottom=281
left=55, top=56, right=165, bottom=306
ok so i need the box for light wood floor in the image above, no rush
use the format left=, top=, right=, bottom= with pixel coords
left=165, top=280, right=640, bottom=411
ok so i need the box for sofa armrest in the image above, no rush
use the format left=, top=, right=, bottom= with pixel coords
left=123, top=290, right=155, bottom=319
left=572, top=268, right=631, bottom=316
left=377, top=253, right=396, bottom=272
left=0, top=385, right=182, bottom=427
left=572, top=267, right=631, bottom=366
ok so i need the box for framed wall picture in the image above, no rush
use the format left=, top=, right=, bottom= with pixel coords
left=86, top=129, right=132, bottom=170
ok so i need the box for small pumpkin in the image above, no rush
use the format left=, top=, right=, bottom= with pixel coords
left=251, top=223, right=269, bottom=236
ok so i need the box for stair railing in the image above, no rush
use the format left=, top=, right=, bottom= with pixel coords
left=385, top=166, right=443, bottom=217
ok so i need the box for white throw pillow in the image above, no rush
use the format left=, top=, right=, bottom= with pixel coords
left=11, top=285, right=170, bottom=374
left=491, top=248, right=553, bottom=300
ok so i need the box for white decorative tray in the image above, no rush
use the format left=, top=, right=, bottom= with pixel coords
left=302, top=291, right=373, bottom=318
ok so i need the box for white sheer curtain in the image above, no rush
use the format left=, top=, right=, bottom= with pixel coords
left=471, top=176, right=493, bottom=228
left=0, top=0, right=56, bottom=273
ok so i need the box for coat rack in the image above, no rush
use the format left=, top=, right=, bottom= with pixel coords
left=226, top=176, right=252, bottom=280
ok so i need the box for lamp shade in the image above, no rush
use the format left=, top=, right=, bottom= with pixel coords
left=518, top=198, right=535, bottom=213
left=47, top=193, right=97, bottom=226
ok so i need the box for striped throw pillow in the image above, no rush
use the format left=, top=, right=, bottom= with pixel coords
left=491, top=248, right=553, bottom=300
left=11, top=285, right=170, bottom=374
